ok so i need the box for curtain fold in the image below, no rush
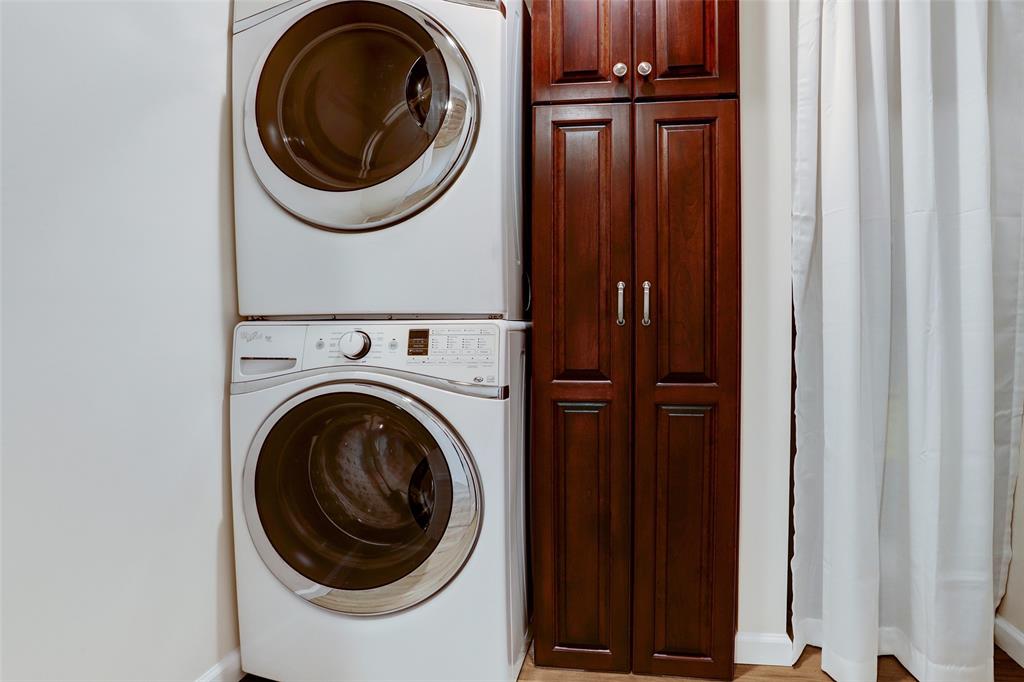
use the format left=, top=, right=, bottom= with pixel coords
left=791, top=1, right=1024, bottom=680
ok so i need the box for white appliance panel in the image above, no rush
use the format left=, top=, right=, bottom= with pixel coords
left=231, top=0, right=525, bottom=318
left=229, top=321, right=529, bottom=681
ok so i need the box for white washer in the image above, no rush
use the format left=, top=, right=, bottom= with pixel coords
left=231, top=0, right=526, bottom=318
left=230, top=320, right=529, bottom=681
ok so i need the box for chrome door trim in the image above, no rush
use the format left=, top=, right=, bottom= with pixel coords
left=234, top=0, right=311, bottom=34
left=242, top=380, right=482, bottom=615
left=444, top=0, right=504, bottom=14
left=231, top=365, right=509, bottom=398
left=242, top=0, right=480, bottom=231
left=233, top=0, right=505, bottom=34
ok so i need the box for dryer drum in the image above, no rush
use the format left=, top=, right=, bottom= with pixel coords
left=244, top=0, right=480, bottom=231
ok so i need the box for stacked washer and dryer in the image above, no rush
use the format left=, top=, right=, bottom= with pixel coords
left=227, top=1, right=529, bottom=680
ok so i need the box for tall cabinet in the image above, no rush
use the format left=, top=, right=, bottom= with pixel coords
left=529, top=1, right=739, bottom=679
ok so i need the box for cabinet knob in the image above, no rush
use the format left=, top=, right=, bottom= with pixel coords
left=612, top=62, right=628, bottom=78
left=637, top=61, right=653, bottom=78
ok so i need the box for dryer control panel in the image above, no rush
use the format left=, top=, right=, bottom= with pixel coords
left=232, top=321, right=507, bottom=387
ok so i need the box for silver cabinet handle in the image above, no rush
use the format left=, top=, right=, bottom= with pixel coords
left=616, top=281, right=626, bottom=326
left=637, top=61, right=653, bottom=78
left=612, top=62, right=628, bottom=78
left=642, top=281, right=651, bottom=326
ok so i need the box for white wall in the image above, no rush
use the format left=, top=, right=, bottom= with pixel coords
left=736, top=0, right=794, bottom=664
left=0, top=2, right=239, bottom=679
left=0, top=0, right=796, bottom=676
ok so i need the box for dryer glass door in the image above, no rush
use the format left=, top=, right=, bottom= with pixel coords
left=243, top=383, right=480, bottom=615
left=245, top=0, right=479, bottom=231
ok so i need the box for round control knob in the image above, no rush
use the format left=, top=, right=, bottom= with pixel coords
left=339, top=331, right=371, bottom=360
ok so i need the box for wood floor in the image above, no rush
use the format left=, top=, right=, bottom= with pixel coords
left=519, top=646, right=1024, bottom=682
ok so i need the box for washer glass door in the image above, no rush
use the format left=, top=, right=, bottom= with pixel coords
left=245, top=0, right=479, bottom=231
left=243, top=383, right=480, bottom=614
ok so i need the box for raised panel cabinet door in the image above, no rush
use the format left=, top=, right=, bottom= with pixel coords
left=531, top=103, right=633, bottom=672
left=633, top=0, right=738, bottom=99
left=632, top=99, right=739, bottom=679
left=532, top=0, right=633, bottom=103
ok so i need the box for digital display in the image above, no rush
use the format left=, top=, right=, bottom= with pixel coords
left=407, top=329, right=429, bottom=356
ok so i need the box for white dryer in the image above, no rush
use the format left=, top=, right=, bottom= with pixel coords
left=230, top=320, right=529, bottom=681
left=231, top=0, right=526, bottom=318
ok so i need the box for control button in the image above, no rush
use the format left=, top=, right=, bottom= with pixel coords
left=388, top=340, right=399, bottom=351
left=339, top=330, right=371, bottom=360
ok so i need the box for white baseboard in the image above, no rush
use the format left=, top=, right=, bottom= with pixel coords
left=735, top=631, right=794, bottom=666
left=196, top=648, right=243, bottom=682
left=996, top=616, right=1024, bottom=668
left=200, top=636, right=791, bottom=677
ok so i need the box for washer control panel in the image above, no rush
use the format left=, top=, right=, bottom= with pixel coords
left=405, top=327, right=496, bottom=365
left=300, top=323, right=503, bottom=386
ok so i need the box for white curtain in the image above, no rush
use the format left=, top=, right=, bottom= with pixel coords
left=791, top=1, right=1024, bottom=680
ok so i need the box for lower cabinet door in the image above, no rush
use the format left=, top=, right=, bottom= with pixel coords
left=631, top=99, right=740, bottom=679
left=531, top=102, right=633, bottom=672
left=530, top=98, right=739, bottom=678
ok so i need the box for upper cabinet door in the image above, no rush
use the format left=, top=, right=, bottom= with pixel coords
left=633, top=0, right=738, bottom=99
left=532, top=0, right=633, bottom=103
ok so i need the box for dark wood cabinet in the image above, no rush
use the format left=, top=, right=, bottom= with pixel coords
left=632, top=99, right=738, bottom=679
left=531, top=103, right=633, bottom=672
left=530, top=2, right=739, bottom=680
left=531, top=0, right=632, bottom=103
left=532, top=0, right=737, bottom=104
left=633, top=0, right=738, bottom=99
